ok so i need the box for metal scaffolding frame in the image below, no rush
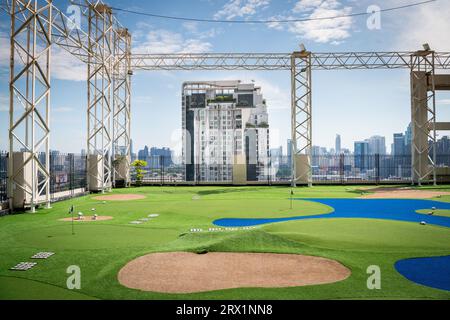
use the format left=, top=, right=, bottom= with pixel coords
left=131, top=52, right=450, bottom=71
left=132, top=51, right=450, bottom=186
left=290, top=51, right=312, bottom=187
left=112, top=27, right=132, bottom=186
left=8, top=0, right=53, bottom=212
left=3, top=0, right=450, bottom=211
left=410, top=50, right=437, bottom=186
left=4, top=0, right=129, bottom=210
left=87, top=2, right=113, bottom=193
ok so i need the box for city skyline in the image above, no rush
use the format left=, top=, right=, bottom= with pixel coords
left=1, top=0, right=450, bottom=154
left=45, top=125, right=450, bottom=158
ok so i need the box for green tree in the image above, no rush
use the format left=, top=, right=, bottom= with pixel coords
left=131, top=160, right=147, bottom=186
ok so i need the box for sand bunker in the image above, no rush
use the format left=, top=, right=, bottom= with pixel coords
left=59, top=216, right=113, bottom=222
left=118, top=252, right=351, bottom=293
left=93, top=194, right=146, bottom=201
left=360, top=187, right=450, bottom=199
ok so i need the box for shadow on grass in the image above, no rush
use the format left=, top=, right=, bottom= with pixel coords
left=196, top=188, right=263, bottom=196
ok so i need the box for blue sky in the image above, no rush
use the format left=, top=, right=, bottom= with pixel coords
left=1, top=0, right=450, bottom=155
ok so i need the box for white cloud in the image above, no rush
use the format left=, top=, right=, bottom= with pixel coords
left=253, top=78, right=290, bottom=111
left=293, top=0, right=323, bottom=13
left=268, top=0, right=353, bottom=44
left=182, top=21, right=199, bottom=33
left=133, top=29, right=212, bottom=54
left=214, top=0, right=270, bottom=20
left=51, top=47, right=86, bottom=81
left=1, top=31, right=86, bottom=81
left=392, top=1, right=450, bottom=51
left=183, top=21, right=222, bottom=40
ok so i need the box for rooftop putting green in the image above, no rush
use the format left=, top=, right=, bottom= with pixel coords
left=0, top=185, right=449, bottom=300
left=213, top=198, right=450, bottom=228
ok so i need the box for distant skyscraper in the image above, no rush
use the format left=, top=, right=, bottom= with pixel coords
left=367, top=135, right=386, bottom=155
left=393, top=133, right=405, bottom=156
left=436, top=136, right=450, bottom=160
left=270, top=146, right=283, bottom=165
left=270, top=147, right=282, bottom=158
left=405, top=123, right=412, bottom=145
left=287, top=139, right=292, bottom=165
left=130, top=139, right=135, bottom=158
left=335, top=134, right=341, bottom=154
left=150, top=147, right=173, bottom=167
left=311, top=145, right=322, bottom=166
left=138, top=146, right=149, bottom=161
left=404, top=123, right=412, bottom=155
left=392, top=124, right=412, bottom=156
left=354, top=141, right=369, bottom=170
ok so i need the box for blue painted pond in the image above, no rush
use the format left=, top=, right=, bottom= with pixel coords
left=395, top=255, right=450, bottom=291
left=213, top=199, right=450, bottom=228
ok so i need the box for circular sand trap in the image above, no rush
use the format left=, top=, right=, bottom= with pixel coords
left=118, top=252, right=351, bottom=293
left=59, top=216, right=113, bottom=222
left=93, top=194, right=146, bottom=201
left=360, top=188, right=450, bottom=199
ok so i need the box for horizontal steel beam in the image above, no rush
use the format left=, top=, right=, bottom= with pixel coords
left=434, top=74, right=450, bottom=90
left=433, top=122, right=450, bottom=131
left=3, top=2, right=449, bottom=72
left=131, top=52, right=450, bottom=71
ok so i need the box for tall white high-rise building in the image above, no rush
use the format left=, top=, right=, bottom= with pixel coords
left=182, top=81, right=270, bottom=182
left=367, top=135, right=387, bottom=155
left=335, top=134, right=341, bottom=154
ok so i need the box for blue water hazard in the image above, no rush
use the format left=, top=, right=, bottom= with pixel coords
left=213, top=199, right=450, bottom=228
left=395, top=255, right=450, bottom=291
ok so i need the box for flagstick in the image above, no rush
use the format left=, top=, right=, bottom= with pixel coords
left=70, top=205, right=75, bottom=236
left=290, top=189, right=293, bottom=210
left=72, top=211, right=74, bottom=235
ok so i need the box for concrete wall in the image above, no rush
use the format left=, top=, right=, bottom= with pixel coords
left=11, top=152, right=32, bottom=209
left=114, top=156, right=130, bottom=185
left=232, top=154, right=247, bottom=185
left=436, top=167, right=450, bottom=183
left=295, top=154, right=311, bottom=185
left=88, top=155, right=111, bottom=192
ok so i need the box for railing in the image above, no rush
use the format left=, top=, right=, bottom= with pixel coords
left=131, top=156, right=185, bottom=183
left=1, top=152, right=449, bottom=201
left=49, top=153, right=87, bottom=199
left=131, top=154, right=450, bottom=185
left=310, top=154, right=413, bottom=184
left=0, top=152, right=88, bottom=204
left=0, top=152, right=7, bottom=202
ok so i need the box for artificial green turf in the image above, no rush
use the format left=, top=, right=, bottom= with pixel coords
left=417, top=209, right=450, bottom=218
left=0, top=276, right=97, bottom=300
left=0, top=185, right=449, bottom=300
